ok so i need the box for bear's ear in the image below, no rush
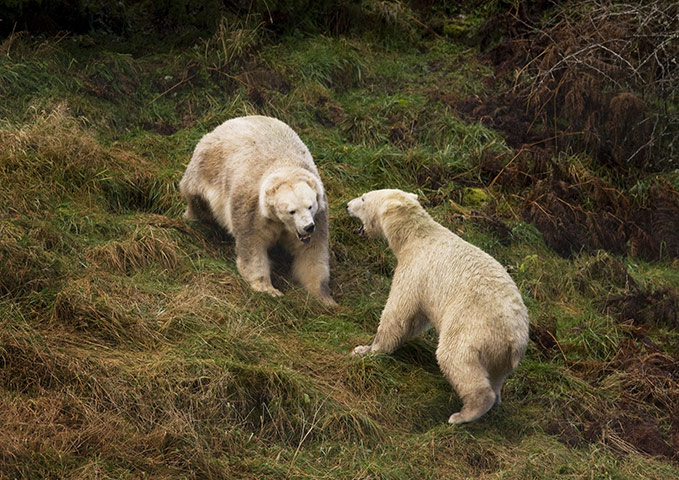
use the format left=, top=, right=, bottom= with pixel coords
left=406, top=192, right=418, bottom=202
left=379, top=198, right=403, bottom=216
left=304, top=174, right=324, bottom=206
left=259, top=172, right=283, bottom=218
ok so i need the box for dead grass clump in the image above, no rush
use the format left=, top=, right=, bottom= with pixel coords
left=200, top=15, right=264, bottom=93
left=344, top=356, right=401, bottom=399
left=0, top=325, right=76, bottom=393
left=0, top=104, right=109, bottom=214
left=629, top=183, right=679, bottom=259
left=475, top=0, right=678, bottom=187
left=0, top=337, right=239, bottom=478
left=50, top=276, right=164, bottom=347
left=0, top=393, right=132, bottom=476
left=99, top=151, right=180, bottom=215
left=0, top=104, right=179, bottom=217
left=81, top=53, right=140, bottom=101
left=604, top=353, right=679, bottom=460
left=154, top=273, right=249, bottom=333
left=523, top=178, right=595, bottom=257
left=572, top=249, right=679, bottom=330
left=318, top=409, right=383, bottom=443
left=477, top=147, right=553, bottom=191
left=87, top=227, right=183, bottom=274
left=212, top=361, right=332, bottom=444
left=574, top=250, right=638, bottom=297
left=551, top=339, right=679, bottom=461
left=602, top=415, right=676, bottom=460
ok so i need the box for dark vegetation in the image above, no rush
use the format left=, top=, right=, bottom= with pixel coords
left=1, top=0, right=678, bottom=478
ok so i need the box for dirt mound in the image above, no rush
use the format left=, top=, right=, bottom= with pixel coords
left=605, top=289, right=679, bottom=330
left=522, top=175, right=679, bottom=260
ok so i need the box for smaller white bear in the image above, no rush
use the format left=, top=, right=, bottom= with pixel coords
left=346, top=189, right=529, bottom=423
left=179, top=115, right=336, bottom=306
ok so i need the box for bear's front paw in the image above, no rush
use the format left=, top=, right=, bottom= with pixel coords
left=267, top=287, right=283, bottom=297
left=251, top=282, right=283, bottom=297
left=351, top=345, right=372, bottom=357
left=448, top=412, right=466, bottom=424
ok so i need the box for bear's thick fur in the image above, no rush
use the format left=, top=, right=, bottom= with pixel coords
left=179, top=115, right=335, bottom=306
left=346, top=189, right=529, bottom=423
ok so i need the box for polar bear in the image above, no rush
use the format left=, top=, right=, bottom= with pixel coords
left=179, top=115, right=336, bottom=306
left=346, top=189, right=529, bottom=423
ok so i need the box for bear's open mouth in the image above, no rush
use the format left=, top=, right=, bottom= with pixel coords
left=357, top=224, right=365, bottom=236
left=299, top=233, right=312, bottom=244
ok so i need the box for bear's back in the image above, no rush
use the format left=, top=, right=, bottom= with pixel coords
left=205, top=116, right=314, bottom=176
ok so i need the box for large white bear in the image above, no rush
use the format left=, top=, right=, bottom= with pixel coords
left=346, top=189, right=529, bottom=423
left=179, top=115, right=336, bottom=306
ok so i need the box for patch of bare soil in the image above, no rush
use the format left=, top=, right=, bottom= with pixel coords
left=529, top=316, right=558, bottom=357
left=239, top=64, right=291, bottom=107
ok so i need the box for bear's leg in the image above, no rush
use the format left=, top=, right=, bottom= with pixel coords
left=448, top=385, right=496, bottom=424
left=352, top=278, right=421, bottom=356
left=235, top=241, right=282, bottom=297
left=438, top=352, right=496, bottom=424
left=490, top=374, right=507, bottom=406
left=183, top=194, right=218, bottom=225
left=290, top=242, right=336, bottom=306
left=182, top=193, right=200, bottom=219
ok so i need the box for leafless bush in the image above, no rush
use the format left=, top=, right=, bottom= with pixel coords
left=518, top=0, right=679, bottom=170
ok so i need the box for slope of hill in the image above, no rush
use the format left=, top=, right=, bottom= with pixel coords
left=1, top=1, right=678, bottom=478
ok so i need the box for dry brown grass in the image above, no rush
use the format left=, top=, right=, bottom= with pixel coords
left=87, top=227, right=184, bottom=274
left=0, top=104, right=108, bottom=214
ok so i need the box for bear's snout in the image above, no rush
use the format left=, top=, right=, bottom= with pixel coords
left=345, top=200, right=357, bottom=216
left=304, top=223, right=315, bottom=234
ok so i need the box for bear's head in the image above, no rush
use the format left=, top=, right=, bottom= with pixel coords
left=260, top=168, right=323, bottom=244
left=346, top=189, right=419, bottom=238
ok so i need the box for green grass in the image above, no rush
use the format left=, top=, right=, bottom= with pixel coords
left=1, top=9, right=679, bottom=479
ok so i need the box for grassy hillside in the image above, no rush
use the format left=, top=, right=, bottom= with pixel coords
left=1, top=1, right=678, bottom=478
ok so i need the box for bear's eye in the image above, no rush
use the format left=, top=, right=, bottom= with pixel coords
left=289, top=210, right=296, bottom=215
left=308, top=206, right=312, bottom=210
left=361, top=197, right=365, bottom=202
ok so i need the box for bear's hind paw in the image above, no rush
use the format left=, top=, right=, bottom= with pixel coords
left=319, top=295, right=338, bottom=307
